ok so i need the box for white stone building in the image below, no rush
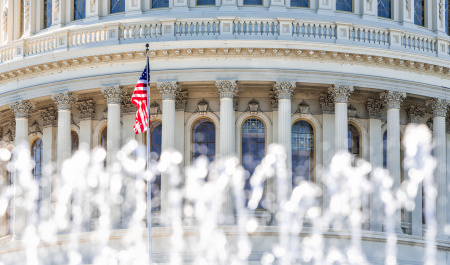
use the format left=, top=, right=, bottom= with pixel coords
left=0, top=0, right=449, bottom=264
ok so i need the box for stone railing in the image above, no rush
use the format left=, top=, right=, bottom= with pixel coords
left=0, top=17, right=448, bottom=64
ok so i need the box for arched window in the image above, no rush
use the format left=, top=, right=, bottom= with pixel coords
left=242, top=118, right=265, bottom=209
left=378, top=0, right=391, bottom=18
left=336, top=0, right=352, bottom=12
left=192, top=118, right=215, bottom=163
left=43, top=0, right=52, bottom=29
left=197, top=0, right=215, bottom=5
left=414, top=0, right=425, bottom=26
left=152, top=0, right=169, bottom=8
left=31, top=139, right=43, bottom=220
left=74, top=0, right=86, bottom=20
left=244, top=0, right=263, bottom=5
left=348, top=124, right=360, bottom=159
left=71, top=131, right=79, bottom=155
left=291, top=0, right=309, bottom=7
left=292, top=120, right=314, bottom=185
left=150, top=122, right=162, bottom=212
left=110, top=0, right=125, bottom=13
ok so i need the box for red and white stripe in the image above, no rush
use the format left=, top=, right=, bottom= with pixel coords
left=131, top=70, right=149, bottom=134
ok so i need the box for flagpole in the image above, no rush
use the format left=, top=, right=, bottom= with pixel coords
left=145, top=43, right=152, bottom=264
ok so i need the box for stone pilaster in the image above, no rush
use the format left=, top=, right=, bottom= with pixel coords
left=76, top=100, right=95, bottom=150
left=329, top=85, right=354, bottom=153
left=406, top=105, right=425, bottom=124
left=101, top=86, right=124, bottom=166
left=380, top=90, right=406, bottom=233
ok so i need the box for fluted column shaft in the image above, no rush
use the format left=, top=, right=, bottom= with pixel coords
left=329, top=85, right=354, bottom=153
left=77, top=100, right=96, bottom=149
left=216, top=81, right=237, bottom=157
left=101, top=86, right=124, bottom=167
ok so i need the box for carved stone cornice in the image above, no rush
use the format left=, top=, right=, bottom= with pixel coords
left=319, top=93, right=335, bottom=114
left=175, top=91, right=188, bottom=111
left=273, top=81, right=296, bottom=100
left=328, top=85, right=354, bottom=103
left=157, top=82, right=180, bottom=100
left=380, top=91, right=406, bottom=109
left=426, top=98, right=448, bottom=117
left=9, top=100, right=33, bottom=119
left=51, top=92, right=78, bottom=110
left=216, top=80, right=238, bottom=99
left=366, top=99, right=383, bottom=119
left=101, top=85, right=124, bottom=104
left=40, top=107, right=58, bottom=127
left=405, top=105, right=424, bottom=124
left=76, top=100, right=96, bottom=119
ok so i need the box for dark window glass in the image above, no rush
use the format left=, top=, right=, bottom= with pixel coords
left=197, top=0, right=215, bottom=5
left=292, top=120, right=314, bottom=186
left=110, top=0, right=125, bottom=13
left=291, top=0, right=309, bottom=7
left=414, top=0, right=425, bottom=26
left=378, top=0, right=391, bottom=18
left=100, top=127, right=107, bottom=150
left=20, top=0, right=24, bottom=37
left=43, top=0, right=52, bottom=29
left=32, top=139, right=43, bottom=220
left=150, top=122, right=162, bottom=212
left=383, top=131, right=387, bottom=168
left=244, top=0, right=263, bottom=5
left=242, top=118, right=265, bottom=209
left=74, top=0, right=86, bottom=20
left=71, top=131, right=79, bottom=155
left=192, top=119, right=215, bottom=163
left=348, top=124, right=360, bottom=159
left=152, top=0, right=169, bottom=8
left=336, top=0, right=352, bottom=12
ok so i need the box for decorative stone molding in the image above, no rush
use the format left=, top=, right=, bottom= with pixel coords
left=295, top=100, right=310, bottom=114
left=269, top=90, right=278, bottom=110
left=24, top=1, right=30, bottom=27
left=175, top=91, right=188, bottom=111
left=233, top=96, right=239, bottom=111
left=101, top=85, right=125, bottom=104
left=319, top=93, right=335, bottom=114
left=40, top=107, right=58, bottom=127
left=2, top=8, right=7, bottom=33
left=102, top=108, right=108, bottom=119
left=121, top=95, right=135, bottom=115
left=446, top=114, right=450, bottom=133
left=405, top=105, right=425, bottom=124
left=366, top=99, right=383, bottom=119
left=426, top=118, right=433, bottom=131
left=273, top=81, right=296, bottom=100
left=150, top=101, right=161, bottom=115
left=216, top=80, right=238, bottom=99
left=9, top=100, right=33, bottom=118
left=77, top=100, right=96, bottom=120
left=195, top=99, right=211, bottom=114
left=329, top=85, right=354, bottom=103
left=347, top=104, right=357, bottom=117
left=3, top=129, right=13, bottom=142
left=380, top=91, right=406, bottom=109
left=52, top=92, right=78, bottom=110
left=245, top=98, right=261, bottom=115
left=29, top=120, right=41, bottom=135
left=426, top=98, right=449, bottom=117
left=157, top=82, right=180, bottom=100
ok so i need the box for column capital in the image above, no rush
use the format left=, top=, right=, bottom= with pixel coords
left=366, top=98, right=383, bottom=119
left=380, top=91, right=406, bottom=109
left=9, top=100, right=33, bottom=118
left=175, top=91, right=188, bottom=111
left=51, top=92, right=78, bottom=110
left=40, top=107, right=58, bottom=127
left=319, top=93, right=335, bottom=114
left=76, top=100, right=96, bottom=119
left=406, top=105, right=425, bottom=124
left=426, top=98, right=449, bottom=117
left=101, top=85, right=125, bottom=104
left=273, top=81, right=296, bottom=99
left=328, top=85, right=354, bottom=103
left=216, top=80, right=238, bottom=99
left=157, top=82, right=180, bottom=100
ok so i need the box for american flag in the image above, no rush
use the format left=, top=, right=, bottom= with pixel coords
left=131, top=62, right=149, bottom=134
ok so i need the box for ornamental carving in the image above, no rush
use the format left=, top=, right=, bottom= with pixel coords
left=150, top=101, right=161, bottom=115
left=195, top=99, right=211, bottom=114
left=380, top=91, right=406, bottom=109
left=176, top=91, right=188, bottom=111
left=77, top=100, right=96, bottom=119
left=295, top=100, right=310, bottom=114
left=101, top=85, right=125, bottom=104
left=366, top=99, right=383, bottom=119
left=24, top=0, right=30, bottom=27
left=245, top=99, right=261, bottom=115
left=29, top=120, right=41, bottom=135
left=406, top=0, right=411, bottom=11
left=269, top=90, right=278, bottom=109
left=40, top=107, right=58, bottom=127
left=216, top=80, right=238, bottom=99
left=426, top=118, right=433, bottom=131
left=348, top=104, right=357, bottom=117
left=426, top=98, right=448, bottom=117
left=405, top=105, right=424, bottom=124
left=439, top=0, right=445, bottom=20
left=121, top=95, right=135, bottom=114
left=54, top=0, right=60, bottom=12
left=157, top=82, right=180, bottom=100
left=52, top=92, right=78, bottom=110
left=319, top=93, right=335, bottom=114
left=9, top=100, right=33, bottom=118
left=446, top=114, right=450, bottom=133
left=2, top=8, right=7, bottom=33
left=328, top=85, right=354, bottom=103
left=3, top=129, right=13, bottom=142
left=273, top=81, right=296, bottom=100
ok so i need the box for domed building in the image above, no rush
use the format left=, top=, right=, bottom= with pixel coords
left=0, top=0, right=449, bottom=264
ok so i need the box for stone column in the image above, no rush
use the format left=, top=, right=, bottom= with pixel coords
left=273, top=81, right=296, bottom=192
left=427, top=98, right=448, bottom=238
left=329, top=85, right=354, bottom=153
left=157, top=82, right=180, bottom=221
left=101, top=86, right=124, bottom=167
left=52, top=92, right=78, bottom=174
left=366, top=99, right=384, bottom=232
left=381, top=91, right=406, bottom=232
left=216, top=80, right=238, bottom=158
left=9, top=100, right=33, bottom=236
left=76, top=100, right=96, bottom=150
